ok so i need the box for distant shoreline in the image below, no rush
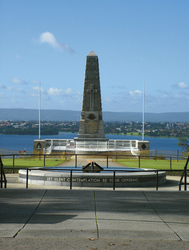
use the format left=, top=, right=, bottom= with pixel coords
left=0, top=131, right=183, bottom=139
left=114, top=132, right=182, bottom=139
left=0, top=108, right=188, bottom=122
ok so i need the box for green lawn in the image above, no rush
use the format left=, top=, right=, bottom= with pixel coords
left=115, top=158, right=187, bottom=171
left=2, top=157, right=67, bottom=173
left=2, top=156, right=188, bottom=175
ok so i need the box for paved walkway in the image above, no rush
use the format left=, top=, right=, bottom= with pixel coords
left=58, top=156, right=128, bottom=167
left=0, top=183, right=189, bottom=249
left=1, top=158, right=189, bottom=249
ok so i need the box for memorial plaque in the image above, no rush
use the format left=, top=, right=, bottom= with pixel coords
left=85, top=121, right=98, bottom=133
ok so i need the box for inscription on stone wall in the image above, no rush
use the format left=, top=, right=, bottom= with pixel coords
left=85, top=121, right=98, bottom=133
left=46, top=176, right=139, bottom=183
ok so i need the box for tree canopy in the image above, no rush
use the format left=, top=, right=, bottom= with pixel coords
left=177, top=137, right=189, bottom=153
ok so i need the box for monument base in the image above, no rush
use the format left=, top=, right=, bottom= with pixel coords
left=19, top=168, right=166, bottom=188
left=74, top=137, right=109, bottom=155
left=33, top=140, right=46, bottom=153
left=74, top=137, right=109, bottom=142
left=33, top=138, right=150, bottom=156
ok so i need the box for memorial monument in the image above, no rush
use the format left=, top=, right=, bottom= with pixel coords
left=33, top=51, right=149, bottom=154
left=75, top=51, right=108, bottom=143
left=28, top=52, right=159, bottom=188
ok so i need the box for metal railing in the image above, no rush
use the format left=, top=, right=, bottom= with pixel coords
left=179, top=156, right=189, bottom=191
left=0, top=152, right=187, bottom=172
left=44, top=139, right=139, bottom=154
left=1, top=152, right=188, bottom=191
left=0, top=156, right=7, bottom=188
left=20, top=168, right=187, bottom=191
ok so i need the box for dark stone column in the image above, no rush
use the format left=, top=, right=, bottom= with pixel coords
left=77, top=51, right=107, bottom=140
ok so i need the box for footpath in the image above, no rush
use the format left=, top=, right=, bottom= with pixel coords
left=0, top=158, right=188, bottom=249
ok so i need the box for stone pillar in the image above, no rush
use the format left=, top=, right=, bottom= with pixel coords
left=137, top=141, right=150, bottom=151
left=77, top=51, right=107, bottom=141
left=33, top=140, right=46, bottom=153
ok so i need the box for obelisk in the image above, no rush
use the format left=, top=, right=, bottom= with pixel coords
left=77, top=51, right=107, bottom=141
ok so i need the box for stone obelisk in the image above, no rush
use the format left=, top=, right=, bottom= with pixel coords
left=77, top=51, right=107, bottom=141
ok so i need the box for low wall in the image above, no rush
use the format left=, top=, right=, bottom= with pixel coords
left=19, top=169, right=166, bottom=188
left=33, top=139, right=150, bottom=156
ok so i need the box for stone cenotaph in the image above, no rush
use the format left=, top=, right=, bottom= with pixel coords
left=75, top=51, right=108, bottom=144
left=33, top=51, right=149, bottom=154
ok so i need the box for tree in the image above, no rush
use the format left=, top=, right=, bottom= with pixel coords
left=177, top=137, right=189, bottom=153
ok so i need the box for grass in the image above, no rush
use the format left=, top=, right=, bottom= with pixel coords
left=2, top=155, right=188, bottom=175
left=115, top=158, right=187, bottom=171
left=115, top=158, right=189, bottom=176
left=126, top=132, right=141, bottom=136
left=2, top=156, right=67, bottom=173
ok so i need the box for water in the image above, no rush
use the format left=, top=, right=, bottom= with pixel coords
left=0, top=133, right=180, bottom=152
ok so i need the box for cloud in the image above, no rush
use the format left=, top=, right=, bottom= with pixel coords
left=172, top=82, right=189, bottom=89
left=6, top=85, right=26, bottom=94
left=47, top=87, right=80, bottom=96
left=11, top=77, right=28, bottom=85
left=47, top=87, right=63, bottom=96
left=129, top=89, right=142, bottom=96
left=64, top=88, right=72, bottom=94
left=39, top=32, right=74, bottom=53
left=39, top=32, right=59, bottom=48
left=102, top=87, right=189, bottom=113
left=32, top=86, right=45, bottom=93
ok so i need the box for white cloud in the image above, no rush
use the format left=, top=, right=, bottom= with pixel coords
left=33, top=86, right=39, bottom=92
left=11, top=77, right=28, bottom=85
left=39, top=32, right=74, bottom=53
left=48, top=87, right=63, bottom=96
left=32, top=86, right=45, bottom=93
left=129, top=89, right=142, bottom=96
left=47, top=87, right=80, bottom=96
left=39, top=32, right=59, bottom=48
left=102, top=88, right=189, bottom=113
left=172, top=82, right=189, bottom=89
left=6, top=86, right=26, bottom=94
left=64, top=88, right=72, bottom=94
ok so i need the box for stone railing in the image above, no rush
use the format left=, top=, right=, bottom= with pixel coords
left=45, top=139, right=142, bottom=155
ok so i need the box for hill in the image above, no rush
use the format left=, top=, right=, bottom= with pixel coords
left=0, top=108, right=188, bottom=122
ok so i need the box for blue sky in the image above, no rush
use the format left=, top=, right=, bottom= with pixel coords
left=0, top=0, right=188, bottom=113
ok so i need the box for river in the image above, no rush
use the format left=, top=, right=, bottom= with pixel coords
left=0, top=133, right=180, bottom=154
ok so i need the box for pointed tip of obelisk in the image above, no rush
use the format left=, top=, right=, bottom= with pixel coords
left=88, top=51, right=97, bottom=56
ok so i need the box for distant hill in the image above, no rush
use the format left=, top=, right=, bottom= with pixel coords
left=0, top=108, right=188, bottom=122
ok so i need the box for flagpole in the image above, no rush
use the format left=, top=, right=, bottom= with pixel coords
left=142, top=81, right=145, bottom=141
left=39, top=81, right=41, bottom=140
